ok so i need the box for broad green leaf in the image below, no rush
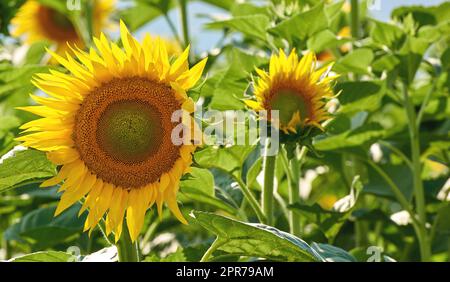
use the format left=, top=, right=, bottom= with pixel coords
left=230, top=2, right=268, bottom=17
left=120, top=2, right=167, bottom=31
left=144, top=247, right=187, bottom=262
left=369, top=19, right=405, bottom=50
left=200, top=0, right=234, bottom=10
left=315, top=123, right=387, bottom=151
left=179, top=168, right=238, bottom=215
left=398, top=36, right=430, bottom=84
left=4, top=204, right=86, bottom=248
left=9, top=251, right=77, bottom=262
left=333, top=48, right=374, bottom=74
left=268, top=3, right=328, bottom=43
left=0, top=149, right=56, bottom=193
left=206, top=15, right=270, bottom=42
left=0, top=64, right=49, bottom=99
left=194, top=145, right=255, bottom=178
left=191, top=211, right=322, bottom=262
left=307, top=29, right=350, bottom=53
left=335, top=81, right=386, bottom=113
left=206, top=48, right=267, bottom=110
left=372, top=54, right=401, bottom=72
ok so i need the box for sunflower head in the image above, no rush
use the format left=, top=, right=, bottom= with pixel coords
left=17, top=21, right=207, bottom=242
left=11, top=0, right=115, bottom=56
left=245, top=49, right=337, bottom=137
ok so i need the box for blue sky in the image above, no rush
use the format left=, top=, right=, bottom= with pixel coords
left=135, top=0, right=445, bottom=52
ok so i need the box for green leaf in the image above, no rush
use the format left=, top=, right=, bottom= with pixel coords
left=307, top=29, right=350, bottom=53
left=0, top=64, right=49, bottom=100
left=315, top=123, right=387, bottom=151
left=4, top=204, right=86, bottom=248
left=372, top=54, right=401, bottom=72
left=191, top=211, right=322, bottom=262
left=200, top=0, right=235, bottom=10
left=179, top=168, right=238, bottom=215
left=206, top=15, right=270, bottom=42
left=119, top=2, right=168, bottom=31
left=0, top=149, right=56, bottom=193
left=25, top=41, right=50, bottom=65
left=9, top=251, right=77, bottom=262
left=194, top=145, right=255, bottom=178
left=204, top=48, right=267, bottom=110
left=397, top=36, right=430, bottom=84
left=336, top=81, right=386, bottom=113
left=269, top=3, right=328, bottom=43
left=333, top=48, right=374, bottom=74
left=369, top=19, right=405, bottom=50
left=144, top=247, right=187, bottom=262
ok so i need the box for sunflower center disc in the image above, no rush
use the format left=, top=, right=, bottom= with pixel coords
left=73, top=77, right=182, bottom=189
left=270, top=90, right=309, bottom=125
left=97, top=101, right=163, bottom=164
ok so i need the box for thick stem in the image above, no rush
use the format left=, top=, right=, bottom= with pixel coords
left=116, top=221, right=140, bottom=262
left=179, top=0, right=190, bottom=48
left=350, top=0, right=360, bottom=39
left=403, top=84, right=431, bottom=262
left=263, top=143, right=276, bottom=226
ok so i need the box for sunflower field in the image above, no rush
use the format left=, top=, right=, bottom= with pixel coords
left=0, top=0, right=449, bottom=264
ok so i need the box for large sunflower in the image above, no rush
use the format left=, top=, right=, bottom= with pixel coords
left=17, top=21, right=207, bottom=242
left=245, top=50, right=337, bottom=134
left=11, top=0, right=114, bottom=55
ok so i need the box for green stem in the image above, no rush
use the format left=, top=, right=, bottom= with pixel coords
left=379, top=140, right=414, bottom=171
left=179, top=0, right=190, bottom=48
left=350, top=0, right=360, bottom=39
left=200, top=238, right=223, bottom=262
left=163, top=14, right=183, bottom=46
left=116, top=221, right=140, bottom=262
left=365, top=159, right=418, bottom=227
left=233, top=176, right=267, bottom=224
left=263, top=142, right=276, bottom=226
left=280, top=148, right=301, bottom=236
left=402, top=84, right=430, bottom=262
left=416, top=79, right=437, bottom=128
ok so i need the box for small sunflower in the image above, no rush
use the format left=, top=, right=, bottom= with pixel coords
left=17, top=21, right=207, bottom=242
left=11, top=0, right=114, bottom=55
left=245, top=50, right=337, bottom=134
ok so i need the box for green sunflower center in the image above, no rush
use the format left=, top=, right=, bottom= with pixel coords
left=270, top=90, right=309, bottom=125
left=97, top=101, right=163, bottom=164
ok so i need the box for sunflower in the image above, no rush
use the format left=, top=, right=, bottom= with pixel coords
left=17, top=21, right=207, bottom=242
left=11, top=0, right=114, bottom=56
left=245, top=50, right=337, bottom=134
